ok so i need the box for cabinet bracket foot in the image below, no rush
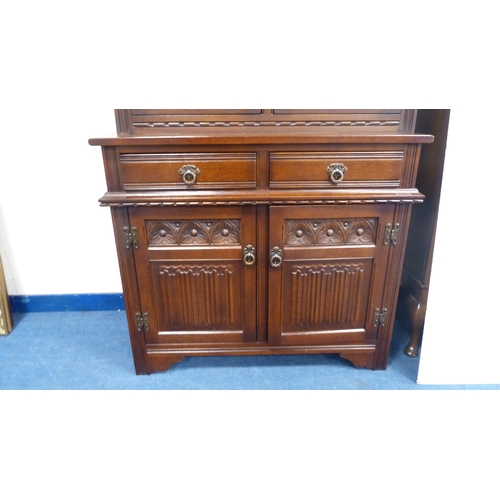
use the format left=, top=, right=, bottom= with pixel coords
left=145, top=355, right=185, bottom=374
left=338, top=350, right=376, bottom=369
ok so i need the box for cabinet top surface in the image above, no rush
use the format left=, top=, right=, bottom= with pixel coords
left=89, top=132, right=434, bottom=147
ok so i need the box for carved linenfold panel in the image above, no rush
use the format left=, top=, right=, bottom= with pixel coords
left=290, top=264, right=365, bottom=328
left=285, top=218, right=377, bottom=246
left=158, top=265, right=236, bottom=327
left=147, top=219, right=240, bottom=246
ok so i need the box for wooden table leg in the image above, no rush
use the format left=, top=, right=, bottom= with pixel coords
left=403, top=288, right=428, bottom=357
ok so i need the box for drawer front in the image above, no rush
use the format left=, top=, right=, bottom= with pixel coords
left=119, top=153, right=257, bottom=190
left=269, top=150, right=404, bottom=189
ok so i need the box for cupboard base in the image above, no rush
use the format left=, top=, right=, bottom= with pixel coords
left=90, top=109, right=433, bottom=377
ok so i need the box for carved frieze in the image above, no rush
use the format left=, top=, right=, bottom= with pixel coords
left=285, top=218, right=377, bottom=246
left=146, top=219, right=240, bottom=246
left=133, top=120, right=401, bottom=129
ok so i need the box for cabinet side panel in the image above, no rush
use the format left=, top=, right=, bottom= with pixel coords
left=374, top=203, right=413, bottom=369
left=109, top=207, right=148, bottom=374
left=101, top=146, right=122, bottom=192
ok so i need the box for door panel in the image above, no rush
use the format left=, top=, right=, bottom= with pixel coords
left=283, top=257, right=373, bottom=334
left=268, top=204, right=394, bottom=346
left=129, top=206, right=257, bottom=344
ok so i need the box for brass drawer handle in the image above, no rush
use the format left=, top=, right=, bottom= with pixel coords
left=270, top=246, right=283, bottom=268
left=327, top=163, right=347, bottom=185
left=179, top=164, right=200, bottom=185
left=243, top=245, right=256, bottom=266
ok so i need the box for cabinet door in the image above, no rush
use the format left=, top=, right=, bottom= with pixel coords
left=268, top=204, right=394, bottom=346
left=129, top=206, right=257, bottom=345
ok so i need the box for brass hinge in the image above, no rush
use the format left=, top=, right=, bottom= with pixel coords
left=124, top=226, right=140, bottom=250
left=135, top=312, right=150, bottom=332
left=383, top=223, right=400, bottom=246
left=373, top=307, right=388, bottom=327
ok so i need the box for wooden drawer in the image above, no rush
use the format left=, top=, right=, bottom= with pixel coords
left=119, top=152, right=257, bottom=190
left=269, top=149, right=404, bottom=189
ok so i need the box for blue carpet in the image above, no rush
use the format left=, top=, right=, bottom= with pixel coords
left=1, top=311, right=499, bottom=389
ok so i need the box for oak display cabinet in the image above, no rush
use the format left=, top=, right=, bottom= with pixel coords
left=90, top=109, right=433, bottom=375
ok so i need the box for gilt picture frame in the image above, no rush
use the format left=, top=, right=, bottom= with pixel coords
left=0, top=252, right=12, bottom=335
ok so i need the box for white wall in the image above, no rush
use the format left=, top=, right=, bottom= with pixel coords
left=417, top=108, right=500, bottom=384
left=0, top=107, right=121, bottom=294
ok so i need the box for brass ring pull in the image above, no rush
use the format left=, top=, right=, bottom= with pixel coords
left=243, top=245, right=256, bottom=266
left=270, top=246, right=283, bottom=268
left=326, top=163, right=347, bottom=185
left=179, top=165, right=200, bottom=185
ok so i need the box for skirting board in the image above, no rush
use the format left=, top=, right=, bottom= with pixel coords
left=10, top=294, right=125, bottom=313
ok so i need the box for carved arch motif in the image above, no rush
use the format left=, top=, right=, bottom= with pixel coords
left=146, top=219, right=241, bottom=246
left=285, top=218, right=377, bottom=246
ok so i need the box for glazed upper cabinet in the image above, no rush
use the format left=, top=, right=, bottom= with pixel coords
left=90, top=109, right=433, bottom=375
